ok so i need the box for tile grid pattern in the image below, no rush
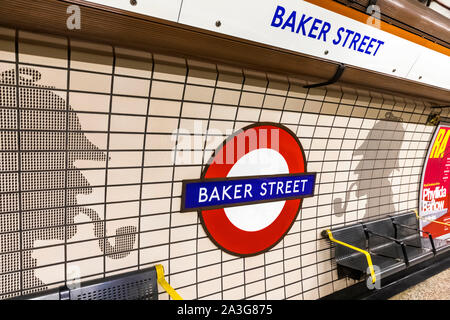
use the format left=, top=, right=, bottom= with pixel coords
left=0, top=27, right=440, bottom=300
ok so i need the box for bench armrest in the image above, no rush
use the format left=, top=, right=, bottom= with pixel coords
left=392, top=222, right=425, bottom=234
left=391, top=220, right=436, bottom=254
left=323, top=229, right=376, bottom=284
left=365, top=229, right=402, bottom=244
left=362, top=227, right=410, bottom=267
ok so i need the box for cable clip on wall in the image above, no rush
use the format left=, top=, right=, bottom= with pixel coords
left=303, top=63, right=346, bottom=89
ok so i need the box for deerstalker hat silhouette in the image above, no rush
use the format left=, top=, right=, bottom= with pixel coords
left=353, top=111, right=405, bottom=168
left=1, top=67, right=107, bottom=162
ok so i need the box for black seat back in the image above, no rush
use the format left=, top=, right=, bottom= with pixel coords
left=12, top=267, right=158, bottom=300
left=391, top=211, right=430, bottom=249
left=69, top=268, right=158, bottom=300
left=331, top=224, right=367, bottom=262
left=363, top=218, right=396, bottom=248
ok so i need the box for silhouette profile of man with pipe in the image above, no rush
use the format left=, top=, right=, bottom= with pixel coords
left=0, top=67, right=136, bottom=296
left=333, top=112, right=405, bottom=220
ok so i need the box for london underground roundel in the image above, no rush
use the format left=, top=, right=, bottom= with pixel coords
left=181, top=123, right=316, bottom=256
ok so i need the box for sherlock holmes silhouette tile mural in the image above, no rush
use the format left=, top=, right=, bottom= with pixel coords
left=0, top=67, right=136, bottom=295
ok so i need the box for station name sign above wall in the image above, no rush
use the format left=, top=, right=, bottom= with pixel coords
left=181, top=123, right=316, bottom=256
left=270, top=5, right=385, bottom=57
left=86, top=0, right=450, bottom=90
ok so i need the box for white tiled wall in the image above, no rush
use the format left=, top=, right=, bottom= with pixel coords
left=0, top=26, right=444, bottom=299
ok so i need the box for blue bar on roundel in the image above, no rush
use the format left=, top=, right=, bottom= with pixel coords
left=182, top=173, right=316, bottom=211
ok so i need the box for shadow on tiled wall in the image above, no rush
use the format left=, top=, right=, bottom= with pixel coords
left=333, top=111, right=406, bottom=221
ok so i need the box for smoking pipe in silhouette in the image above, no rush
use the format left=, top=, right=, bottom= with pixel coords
left=333, top=182, right=357, bottom=216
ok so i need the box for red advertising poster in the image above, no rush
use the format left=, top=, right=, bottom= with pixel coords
left=420, top=124, right=450, bottom=240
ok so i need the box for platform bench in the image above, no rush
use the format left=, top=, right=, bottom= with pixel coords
left=322, top=211, right=450, bottom=285
left=12, top=265, right=166, bottom=300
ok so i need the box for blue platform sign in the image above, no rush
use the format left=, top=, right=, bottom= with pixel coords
left=182, top=173, right=316, bottom=211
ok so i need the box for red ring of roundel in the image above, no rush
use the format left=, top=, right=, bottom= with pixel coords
left=199, top=123, right=306, bottom=256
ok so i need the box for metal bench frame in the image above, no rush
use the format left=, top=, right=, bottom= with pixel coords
left=323, top=210, right=450, bottom=286
left=12, top=264, right=182, bottom=300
